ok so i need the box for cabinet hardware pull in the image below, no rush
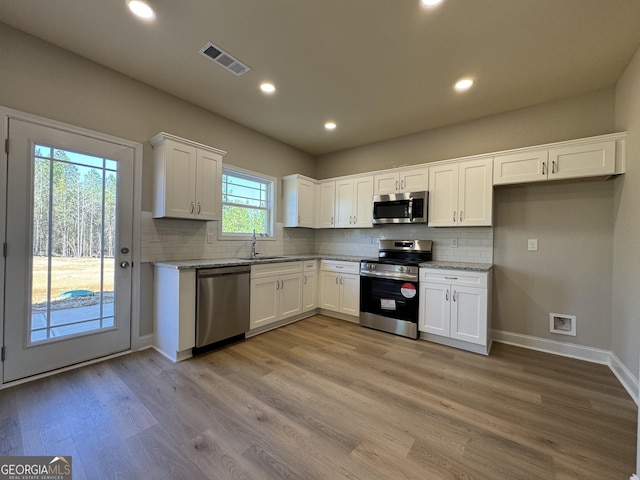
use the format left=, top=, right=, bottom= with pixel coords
left=552, top=160, right=556, bottom=174
left=459, top=211, right=463, bottom=222
left=281, top=280, right=284, bottom=289
left=445, top=289, right=449, bottom=301
left=336, top=276, right=339, bottom=284
left=353, top=215, right=357, bottom=224
left=401, top=180, right=404, bottom=190
left=395, top=180, right=399, bottom=191
left=340, top=276, right=343, bottom=285
left=304, top=276, right=307, bottom=285
left=444, top=276, right=458, bottom=280
left=453, top=291, right=457, bottom=302
left=197, top=202, right=201, bottom=214
left=542, top=162, right=546, bottom=175
left=331, top=216, right=334, bottom=225
left=190, top=202, right=195, bottom=214
left=276, top=280, right=280, bottom=290
left=453, top=211, right=456, bottom=222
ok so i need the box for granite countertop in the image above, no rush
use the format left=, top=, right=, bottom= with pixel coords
left=153, top=254, right=367, bottom=270
left=419, top=261, right=493, bottom=272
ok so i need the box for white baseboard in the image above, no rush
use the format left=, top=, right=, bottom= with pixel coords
left=492, top=329, right=639, bottom=405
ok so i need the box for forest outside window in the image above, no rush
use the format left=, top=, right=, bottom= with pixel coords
left=220, top=167, right=274, bottom=238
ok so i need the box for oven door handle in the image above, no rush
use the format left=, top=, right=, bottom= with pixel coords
left=360, top=270, right=418, bottom=281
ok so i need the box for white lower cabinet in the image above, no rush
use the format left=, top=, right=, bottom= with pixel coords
left=319, top=260, right=360, bottom=316
left=250, top=262, right=303, bottom=330
left=302, top=260, right=318, bottom=312
left=419, top=268, right=491, bottom=354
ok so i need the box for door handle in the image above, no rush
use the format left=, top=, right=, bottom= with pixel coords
left=120, top=261, right=130, bottom=269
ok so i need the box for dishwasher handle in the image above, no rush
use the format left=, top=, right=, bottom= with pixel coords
left=197, top=265, right=251, bottom=277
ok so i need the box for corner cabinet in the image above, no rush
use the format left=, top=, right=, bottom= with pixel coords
left=428, top=157, right=492, bottom=227
left=151, top=132, right=224, bottom=221
left=419, top=268, right=492, bottom=355
left=250, top=262, right=303, bottom=331
left=283, top=174, right=316, bottom=228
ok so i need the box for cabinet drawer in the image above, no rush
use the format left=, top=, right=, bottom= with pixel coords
left=304, top=260, right=318, bottom=272
left=251, top=261, right=303, bottom=278
left=420, top=268, right=487, bottom=288
left=320, top=260, right=359, bottom=275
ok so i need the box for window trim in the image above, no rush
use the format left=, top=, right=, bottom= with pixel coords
left=218, top=165, right=276, bottom=240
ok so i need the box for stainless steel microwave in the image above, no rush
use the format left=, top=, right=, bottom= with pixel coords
left=372, top=191, right=428, bottom=224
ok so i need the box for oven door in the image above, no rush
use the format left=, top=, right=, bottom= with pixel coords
left=360, top=275, right=419, bottom=322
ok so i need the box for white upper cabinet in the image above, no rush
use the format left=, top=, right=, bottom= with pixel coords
left=151, top=133, right=224, bottom=221
left=283, top=174, right=316, bottom=228
left=429, top=157, right=492, bottom=227
left=318, top=180, right=336, bottom=228
left=493, top=134, right=624, bottom=186
left=374, top=166, right=429, bottom=195
left=335, top=175, right=374, bottom=228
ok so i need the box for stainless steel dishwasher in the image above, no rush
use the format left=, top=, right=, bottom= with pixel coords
left=196, top=265, right=251, bottom=349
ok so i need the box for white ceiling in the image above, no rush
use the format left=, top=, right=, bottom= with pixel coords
left=1, top=0, right=640, bottom=155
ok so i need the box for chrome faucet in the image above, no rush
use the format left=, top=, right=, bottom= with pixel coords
left=251, top=229, right=259, bottom=258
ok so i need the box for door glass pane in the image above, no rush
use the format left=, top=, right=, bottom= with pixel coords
left=30, top=144, right=118, bottom=344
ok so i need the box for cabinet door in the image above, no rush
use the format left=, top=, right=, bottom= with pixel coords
left=458, top=158, right=492, bottom=226
left=428, top=163, right=458, bottom=227
left=302, top=271, right=317, bottom=312
left=493, top=150, right=548, bottom=185
left=279, top=273, right=303, bottom=319
left=353, top=176, right=373, bottom=228
left=334, top=179, right=354, bottom=228
left=450, top=286, right=486, bottom=345
left=195, top=148, right=222, bottom=220
left=400, top=167, right=429, bottom=192
left=340, top=273, right=360, bottom=316
left=165, top=140, right=197, bottom=218
left=419, top=282, right=450, bottom=336
left=250, top=277, right=279, bottom=329
left=318, top=181, right=336, bottom=228
left=297, top=178, right=316, bottom=228
left=319, top=271, right=340, bottom=312
left=548, top=140, right=615, bottom=180
left=373, top=172, right=399, bottom=195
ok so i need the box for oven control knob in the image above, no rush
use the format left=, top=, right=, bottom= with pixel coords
left=371, top=264, right=376, bottom=270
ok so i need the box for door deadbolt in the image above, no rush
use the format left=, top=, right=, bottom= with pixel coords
left=120, top=247, right=130, bottom=254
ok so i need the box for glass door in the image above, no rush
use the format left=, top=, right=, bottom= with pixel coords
left=3, top=118, right=134, bottom=383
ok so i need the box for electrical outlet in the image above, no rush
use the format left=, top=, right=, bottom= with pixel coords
left=527, top=238, right=538, bottom=251
left=451, top=238, right=458, bottom=248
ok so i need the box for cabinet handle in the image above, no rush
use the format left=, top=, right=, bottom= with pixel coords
left=459, top=211, right=463, bottom=222
left=340, top=276, right=343, bottom=285
left=453, top=291, right=457, bottom=302
left=552, top=160, right=556, bottom=174
left=353, top=215, right=357, bottom=224
left=336, top=276, right=339, bottom=284
left=445, top=289, right=449, bottom=301
left=395, top=180, right=399, bottom=191
left=401, top=180, right=404, bottom=190
left=197, top=202, right=201, bottom=214
left=304, top=275, right=307, bottom=285
left=444, top=276, right=458, bottom=280
left=281, top=280, right=284, bottom=290
left=453, top=211, right=456, bottom=222
left=331, top=216, right=334, bottom=225
left=190, top=201, right=195, bottom=214
left=542, top=162, right=546, bottom=175
left=276, top=280, right=280, bottom=290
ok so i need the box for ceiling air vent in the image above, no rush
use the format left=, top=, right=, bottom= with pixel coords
left=199, top=41, right=250, bottom=76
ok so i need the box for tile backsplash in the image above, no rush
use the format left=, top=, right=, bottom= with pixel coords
left=140, top=211, right=493, bottom=264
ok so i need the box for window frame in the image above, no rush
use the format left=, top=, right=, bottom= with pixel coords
left=218, top=165, right=276, bottom=240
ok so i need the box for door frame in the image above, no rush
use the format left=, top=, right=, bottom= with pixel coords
left=0, top=106, right=143, bottom=388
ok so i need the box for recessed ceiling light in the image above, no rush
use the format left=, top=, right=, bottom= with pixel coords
left=127, top=0, right=155, bottom=20
left=454, top=78, right=474, bottom=91
left=260, top=83, right=276, bottom=94
left=420, top=0, right=443, bottom=7
left=324, top=122, right=337, bottom=131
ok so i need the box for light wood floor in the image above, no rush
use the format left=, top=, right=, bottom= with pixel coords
left=0, top=315, right=636, bottom=479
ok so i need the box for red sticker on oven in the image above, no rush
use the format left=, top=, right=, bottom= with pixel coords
left=400, top=283, right=416, bottom=299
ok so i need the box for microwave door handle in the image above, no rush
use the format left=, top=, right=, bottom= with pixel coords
left=407, top=197, right=413, bottom=222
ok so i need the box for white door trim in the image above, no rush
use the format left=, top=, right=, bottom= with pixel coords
left=0, top=106, right=142, bottom=387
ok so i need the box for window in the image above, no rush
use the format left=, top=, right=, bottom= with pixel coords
left=221, top=166, right=274, bottom=237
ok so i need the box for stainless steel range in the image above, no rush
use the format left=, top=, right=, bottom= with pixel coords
left=360, top=239, right=432, bottom=339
